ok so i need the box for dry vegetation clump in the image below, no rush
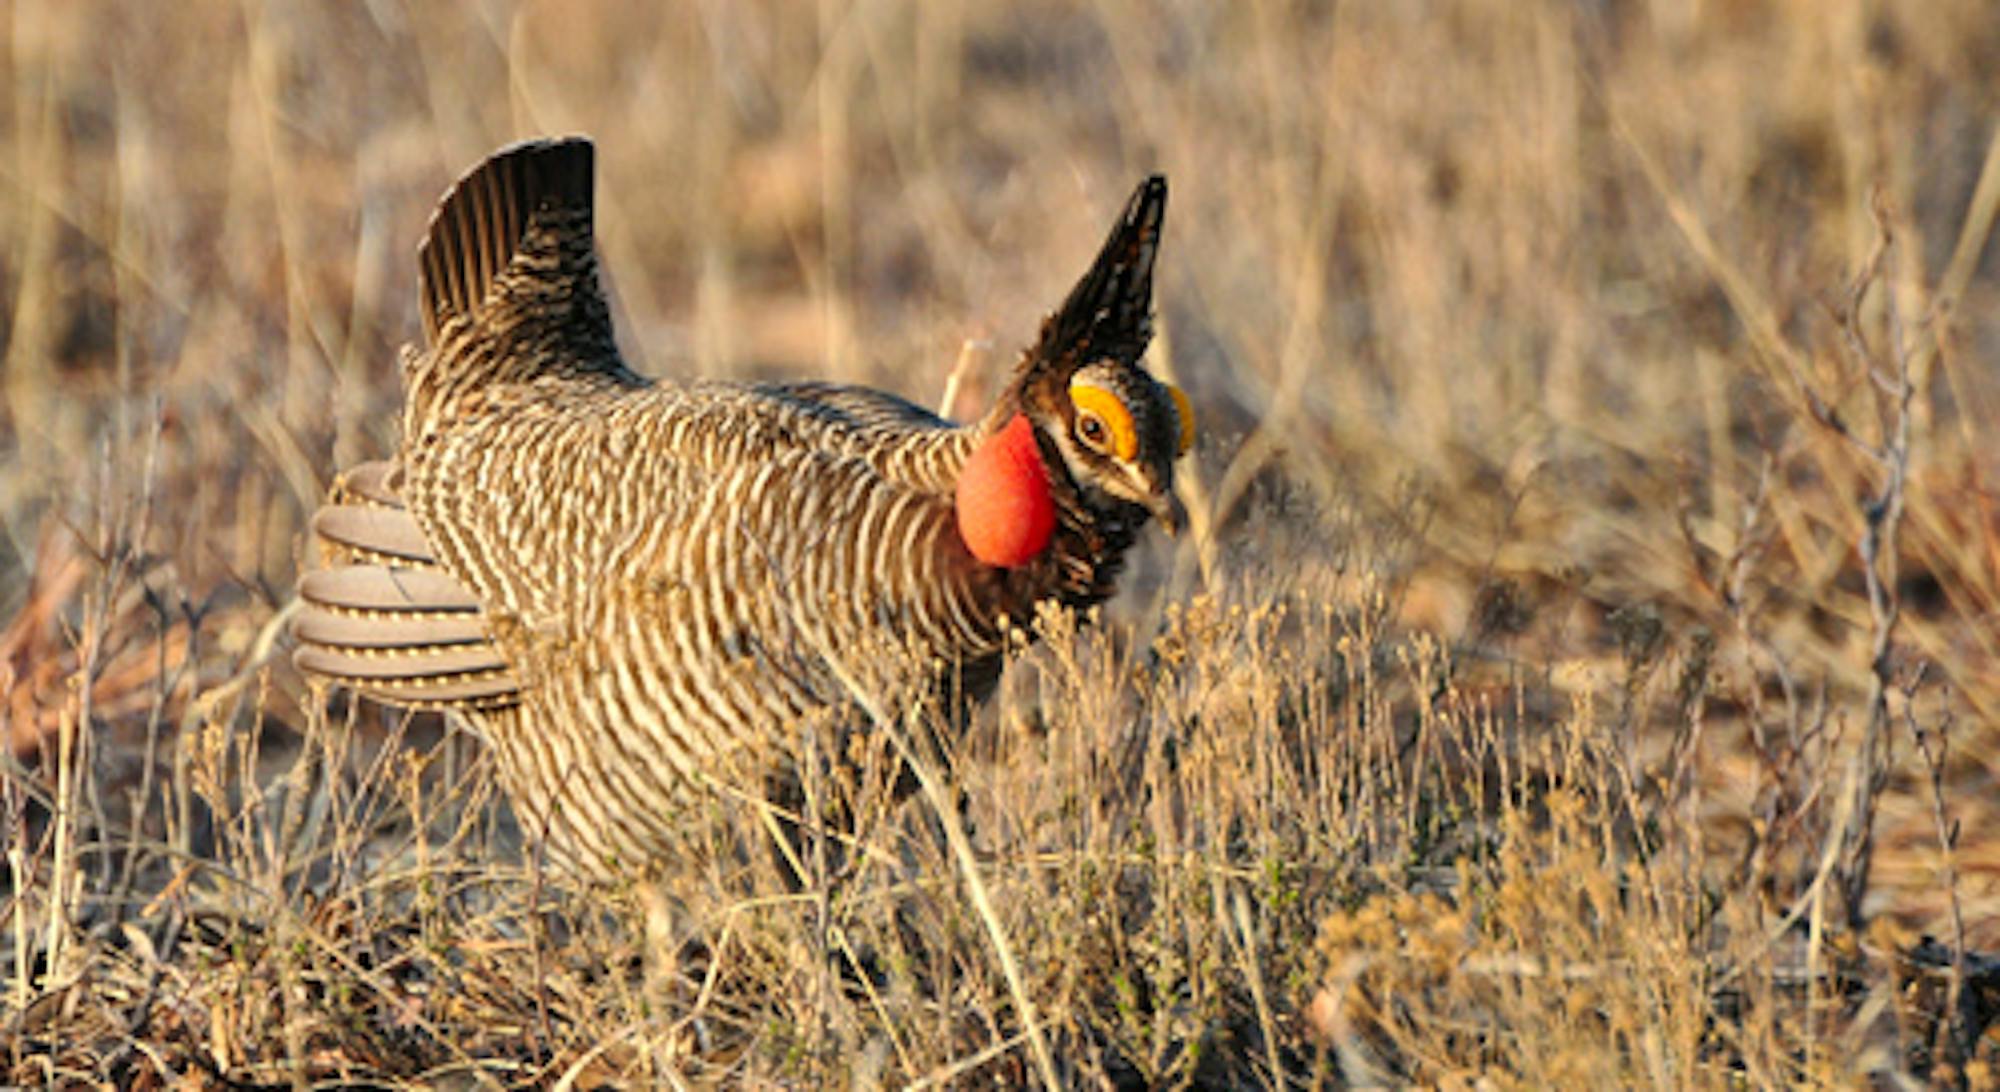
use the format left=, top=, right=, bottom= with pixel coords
left=6, top=0, right=2000, bottom=1086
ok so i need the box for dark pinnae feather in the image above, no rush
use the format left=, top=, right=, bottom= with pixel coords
left=1041, top=175, right=1167, bottom=365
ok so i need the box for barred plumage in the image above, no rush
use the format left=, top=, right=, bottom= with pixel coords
left=293, top=137, right=1190, bottom=883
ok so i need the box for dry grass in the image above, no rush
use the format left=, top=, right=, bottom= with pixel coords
left=6, top=0, right=2000, bottom=1086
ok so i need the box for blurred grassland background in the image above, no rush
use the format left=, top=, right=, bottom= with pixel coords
left=7, top=0, right=2000, bottom=1086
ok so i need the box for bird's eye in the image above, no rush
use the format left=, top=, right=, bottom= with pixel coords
left=1077, top=412, right=1110, bottom=451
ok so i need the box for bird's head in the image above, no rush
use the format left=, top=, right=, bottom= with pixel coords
left=957, top=176, right=1194, bottom=569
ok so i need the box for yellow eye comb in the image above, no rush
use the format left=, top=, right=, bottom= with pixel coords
left=1167, top=384, right=1195, bottom=456
left=1068, top=380, right=1138, bottom=461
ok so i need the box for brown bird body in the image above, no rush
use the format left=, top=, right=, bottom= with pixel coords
left=294, top=138, right=1189, bottom=882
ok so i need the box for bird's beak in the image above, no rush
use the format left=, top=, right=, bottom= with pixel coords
left=1148, top=491, right=1187, bottom=537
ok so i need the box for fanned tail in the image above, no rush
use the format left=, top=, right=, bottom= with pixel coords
left=292, top=461, right=520, bottom=710
left=403, top=136, right=631, bottom=438
left=417, top=136, right=598, bottom=347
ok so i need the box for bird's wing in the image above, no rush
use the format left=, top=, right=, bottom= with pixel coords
left=752, top=381, right=954, bottom=432
left=731, top=381, right=972, bottom=497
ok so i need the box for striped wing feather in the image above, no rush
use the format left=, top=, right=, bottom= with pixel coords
left=759, top=381, right=955, bottom=432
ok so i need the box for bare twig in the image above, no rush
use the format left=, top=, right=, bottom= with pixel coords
left=1902, top=673, right=1970, bottom=1070
left=1832, top=196, right=1912, bottom=935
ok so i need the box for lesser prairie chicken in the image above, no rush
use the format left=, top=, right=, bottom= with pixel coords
left=292, top=137, right=1192, bottom=883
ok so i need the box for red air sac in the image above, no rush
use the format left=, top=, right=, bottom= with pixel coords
left=956, top=414, right=1056, bottom=568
